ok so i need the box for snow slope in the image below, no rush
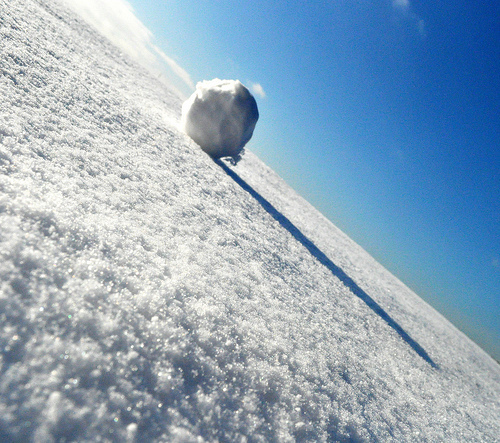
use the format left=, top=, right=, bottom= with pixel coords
left=0, top=0, right=499, bottom=441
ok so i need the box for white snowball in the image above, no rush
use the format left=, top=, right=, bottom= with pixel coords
left=181, top=79, right=259, bottom=159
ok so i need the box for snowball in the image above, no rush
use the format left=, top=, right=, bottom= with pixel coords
left=181, top=79, right=259, bottom=159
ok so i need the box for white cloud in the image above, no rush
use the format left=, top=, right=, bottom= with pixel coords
left=390, top=0, right=426, bottom=39
left=250, top=82, right=266, bottom=99
left=62, top=0, right=194, bottom=95
left=417, top=19, right=427, bottom=38
left=153, top=44, right=194, bottom=90
left=392, top=0, right=410, bottom=13
left=492, top=257, right=500, bottom=269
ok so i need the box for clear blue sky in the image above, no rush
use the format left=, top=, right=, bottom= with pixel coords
left=126, top=0, right=499, bottom=360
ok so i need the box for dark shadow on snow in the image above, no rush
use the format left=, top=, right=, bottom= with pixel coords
left=215, top=159, right=438, bottom=369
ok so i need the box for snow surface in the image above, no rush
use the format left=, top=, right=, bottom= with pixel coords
left=182, top=79, right=259, bottom=159
left=0, top=0, right=499, bottom=441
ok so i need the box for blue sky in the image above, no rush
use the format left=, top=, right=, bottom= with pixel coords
left=70, top=0, right=499, bottom=360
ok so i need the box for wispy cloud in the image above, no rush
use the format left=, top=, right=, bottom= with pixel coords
left=492, top=256, right=500, bottom=270
left=390, top=0, right=426, bottom=39
left=392, top=0, right=410, bottom=14
left=250, top=82, right=266, bottom=99
left=152, top=44, right=194, bottom=91
left=62, top=0, right=194, bottom=96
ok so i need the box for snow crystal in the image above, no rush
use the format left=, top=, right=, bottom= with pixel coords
left=182, top=79, right=259, bottom=159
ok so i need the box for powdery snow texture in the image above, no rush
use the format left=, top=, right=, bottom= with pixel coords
left=0, top=0, right=499, bottom=441
left=182, top=79, right=259, bottom=159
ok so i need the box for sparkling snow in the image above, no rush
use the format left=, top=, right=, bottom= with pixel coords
left=0, top=0, right=499, bottom=441
left=182, top=79, right=259, bottom=159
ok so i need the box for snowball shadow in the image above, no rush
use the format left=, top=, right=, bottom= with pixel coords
left=215, top=159, right=438, bottom=369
